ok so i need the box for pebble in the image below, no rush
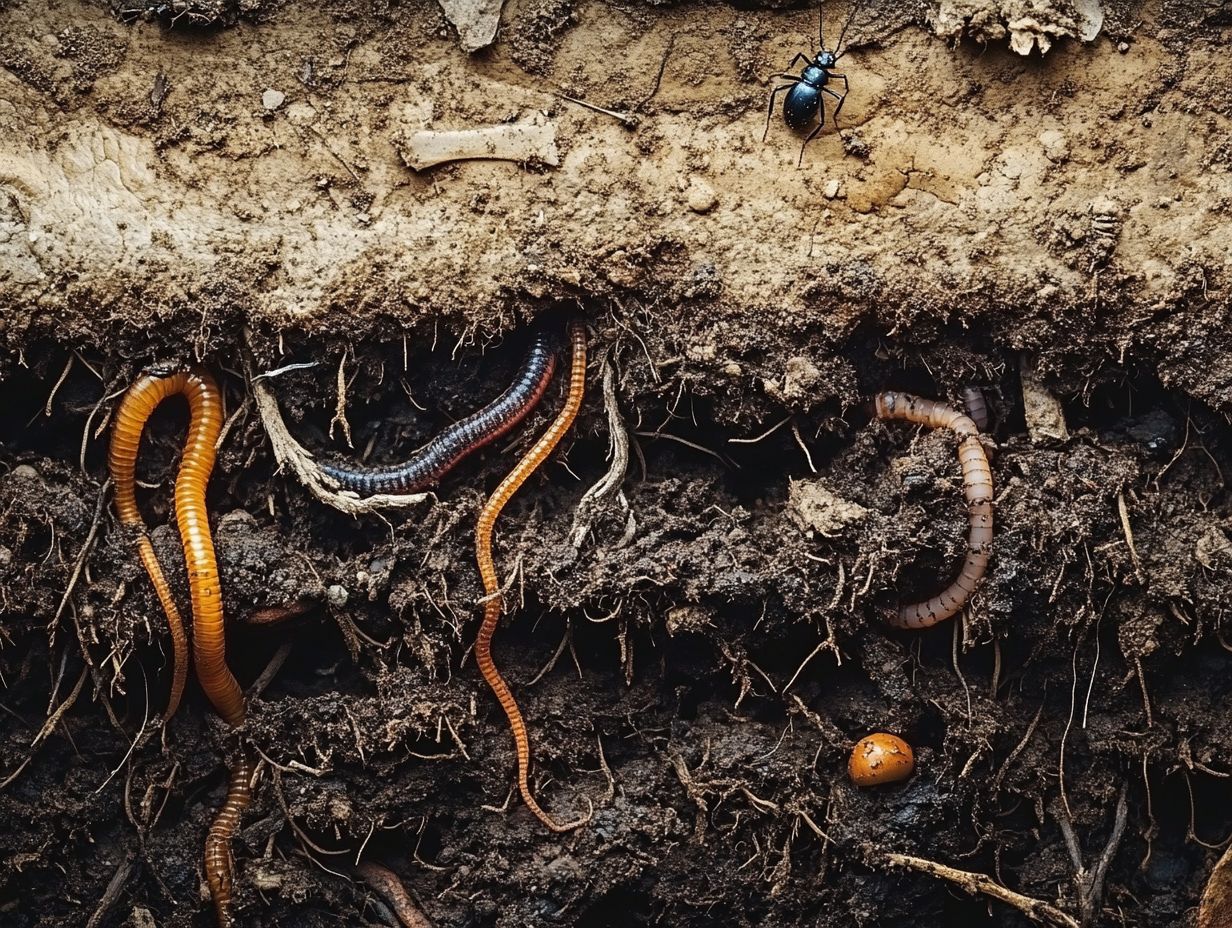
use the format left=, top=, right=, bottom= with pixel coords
left=261, top=89, right=286, bottom=111
left=686, top=177, right=717, bottom=214
left=823, top=178, right=842, bottom=199
left=326, top=584, right=349, bottom=608
left=1038, top=129, right=1069, bottom=163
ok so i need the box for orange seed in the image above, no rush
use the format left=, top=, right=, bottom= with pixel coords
left=848, top=733, right=915, bottom=786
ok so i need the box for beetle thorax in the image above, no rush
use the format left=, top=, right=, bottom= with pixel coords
left=801, top=63, right=828, bottom=86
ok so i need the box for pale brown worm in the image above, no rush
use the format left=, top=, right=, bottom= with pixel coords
left=961, top=386, right=990, bottom=432
left=872, top=391, right=994, bottom=629
left=356, top=861, right=434, bottom=928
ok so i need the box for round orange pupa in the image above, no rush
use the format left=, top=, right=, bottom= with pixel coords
left=848, top=733, right=915, bottom=786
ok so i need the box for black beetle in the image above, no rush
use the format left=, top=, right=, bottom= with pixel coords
left=763, top=2, right=862, bottom=166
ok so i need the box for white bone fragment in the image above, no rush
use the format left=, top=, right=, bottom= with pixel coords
left=398, top=122, right=559, bottom=172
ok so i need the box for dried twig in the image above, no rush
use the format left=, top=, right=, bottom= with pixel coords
left=882, top=853, right=1079, bottom=928
left=1051, top=783, right=1130, bottom=926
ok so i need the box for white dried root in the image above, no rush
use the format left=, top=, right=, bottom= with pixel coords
left=249, top=363, right=431, bottom=517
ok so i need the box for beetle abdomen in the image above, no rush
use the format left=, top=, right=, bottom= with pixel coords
left=783, top=84, right=820, bottom=130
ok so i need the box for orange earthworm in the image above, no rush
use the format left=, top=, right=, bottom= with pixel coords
left=109, top=366, right=250, bottom=926
left=109, top=368, right=224, bottom=721
left=109, top=368, right=245, bottom=727
left=873, top=390, right=994, bottom=629
left=474, top=319, right=591, bottom=832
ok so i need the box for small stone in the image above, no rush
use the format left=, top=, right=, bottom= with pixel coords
left=1038, top=129, right=1069, bottom=163
left=261, top=89, right=285, bottom=111
left=10, top=464, right=38, bottom=480
left=686, top=177, right=717, bottom=214
left=1117, top=41, right=1129, bottom=53
left=787, top=479, right=868, bottom=537
left=823, top=178, right=842, bottom=199
left=326, top=584, right=349, bottom=607
left=723, top=361, right=743, bottom=378
left=666, top=605, right=714, bottom=636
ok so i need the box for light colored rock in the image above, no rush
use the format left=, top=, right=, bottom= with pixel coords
left=666, top=604, right=715, bottom=636
left=261, top=89, right=285, bottom=111
left=929, top=0, right=1103, bottom=56
left=1196, top=526, right=1232, bottom=571
left=1020, top=356, right=1070, bottom=443
left=787, top=479, right=868, bottom=538
left=437, top=0, right=505, bottom=53
left=686, top=177, right=718, bottom=214
left=1039, top=128, right=1068, bottom=162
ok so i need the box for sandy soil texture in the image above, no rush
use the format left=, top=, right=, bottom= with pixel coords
left=2, top=1, right=1232, bottom=926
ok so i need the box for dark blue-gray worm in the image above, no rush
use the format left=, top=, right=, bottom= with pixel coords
left=319, top=329, right=558, bottom=496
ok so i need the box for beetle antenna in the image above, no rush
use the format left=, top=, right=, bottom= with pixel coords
left=834, top=0, right=862, bottom=59
left=817, top=1, right=826, bottom=51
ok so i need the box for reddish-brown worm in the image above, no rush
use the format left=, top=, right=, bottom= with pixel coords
left=872, top=391, right=994, bottom=629
left=205, top=751, right=254, bottom=928
left=474, top=319, right=591, bottom=832
left=356, top=861, right=434, bottom=928
left=109, top=366, right=250, bottom=925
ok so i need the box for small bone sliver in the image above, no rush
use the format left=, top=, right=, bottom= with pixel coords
left=399, top=123, right=559, bottom=172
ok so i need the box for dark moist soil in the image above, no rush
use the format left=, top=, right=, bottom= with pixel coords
left=2, top=1, right=1232, bottom=927
left=2, top=312, right=1232, bottom=928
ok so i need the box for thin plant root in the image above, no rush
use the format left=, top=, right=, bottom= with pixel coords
left=567, top=352, right=633, bottom=551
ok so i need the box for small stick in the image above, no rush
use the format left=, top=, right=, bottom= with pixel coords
left=882, top=853, right=1079, bottom=928
left=556, top=94, right=639, bottom=129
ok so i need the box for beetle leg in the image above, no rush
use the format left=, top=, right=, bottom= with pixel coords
left=798, top=105, right=826, bottom=168
left=827, top=74, right=850, bottom=127
left=823, top=85, right=848, bottom=138
left=763, top=84, right=795, bottom=142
